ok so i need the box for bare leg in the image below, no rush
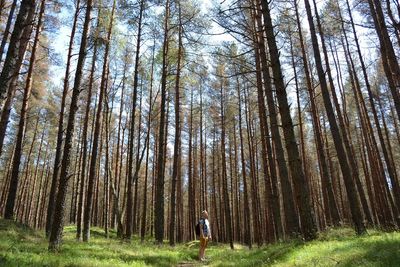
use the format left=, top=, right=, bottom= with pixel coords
left=199, top=241, right=204, bottom=260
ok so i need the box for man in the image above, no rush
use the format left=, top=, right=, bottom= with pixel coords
left=199, top=210, right=211, bottom=261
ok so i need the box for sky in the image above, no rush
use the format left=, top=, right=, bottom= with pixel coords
left=49, top=0, right=235, bottom=87
left=48, top=0, right=378, bottom=111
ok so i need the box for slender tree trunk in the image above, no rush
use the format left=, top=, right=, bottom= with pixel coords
left=312, top=0, right=373, bottom=226
left=302, top=0, right=366, bottom=235
left=0, top=0, right=36, bottom=105
left=16, top=115, right=39, bottom=222
left=133, top=86, right=144, bottom=234
left=293, top=0, right=341, bottom=226
left=251, top=2, right=276, bottom=242
left=367, top=0, right=400, bottom=120
left=0, top=146, right=15, bottom=213
left=76, top=33, right=98, bottom=241
left=155, top=0, right=170, bottom=244
left=218, top=67, right=234, bottom=249
left=0, top=1, right=34, bottom=158
left=125, top=0, right=145, bottom=240
left=4, top=0, right=45, bottom=219
left=188, top=90, right=195, bottom=241
left=83, top=0, right=115, bottom=242
left=244, top=85, right=262, bottom=246
left=48, top=0, right=93, bottom=251
left=0, top=0, right=17, bottom=63
left=169, top=0, right=182, bottom=246
left=343, top=0, right=400, bottom=223
left=140, top=38, right=156, bottom=242
left=104, top=74, right=114, bottom=238
left=261, top=0, right=317, bottom=240
left=27, top=123, right=46, bottom=225
left=46, top=0, right=81, bottom=237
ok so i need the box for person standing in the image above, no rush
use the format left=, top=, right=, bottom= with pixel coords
left=199, top=210, right=211, bottom=261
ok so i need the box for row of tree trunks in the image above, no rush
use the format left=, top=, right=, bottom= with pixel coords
left=83, top=0, right=116, bottom=242
left=302, top=0, right=367, bottom=235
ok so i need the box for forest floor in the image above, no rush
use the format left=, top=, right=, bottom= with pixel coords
left=0, top=219, right=399, bottom=266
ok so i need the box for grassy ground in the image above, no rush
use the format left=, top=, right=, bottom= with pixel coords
left=0, top=219, right=399, bottom=266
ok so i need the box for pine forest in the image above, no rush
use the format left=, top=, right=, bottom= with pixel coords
left=0, top=0, right=400, bottom=265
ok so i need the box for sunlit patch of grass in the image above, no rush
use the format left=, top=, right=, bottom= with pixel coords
left=0, top=219, right=399, bottom=266
left=271, top=228, right=400, bottom=267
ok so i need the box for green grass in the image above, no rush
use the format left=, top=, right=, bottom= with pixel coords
left=0, top=219, right=399, bottom=266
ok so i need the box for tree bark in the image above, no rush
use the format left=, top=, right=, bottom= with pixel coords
left=4, top=0, right=45, bottom=219
left=155, top=0, right=170, bottom=244
left=46, top=0, right=81, bottom=237
left=83, top=0, right=116, bottom=242
left=48, top=0, right=93, bottom=251
left=169, top=0, right=183, bottom=246
left=0, top=0, right=36, bottom=105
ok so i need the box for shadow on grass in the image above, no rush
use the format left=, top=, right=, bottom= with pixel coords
left=335, top=237, right=400, bottom=267
left=208, top=241, right=304, bottom=267
left=0, top=219, right=38, bottom=238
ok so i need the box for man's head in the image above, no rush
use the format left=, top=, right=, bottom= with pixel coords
left=202, top=210, right=209, bottom=219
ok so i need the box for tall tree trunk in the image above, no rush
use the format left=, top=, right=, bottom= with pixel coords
left=0, top=0, right=17, bottom=63
left=293, top=0, right=340, bottom=226
left=125, top=0, right=145, bottom=240
left=34, top=141, right=50, bottom=229
left=76, top=29, right=98, bottom=240
left=188, top=90, right=195, bottom=241
left=302, top=0, right=366, bottom=235
left=343, top=0, right=400, bottom=223
left=48, top=0, right=93, bottom=251
left=27, top=123, right=46, bottom=225
left=312, top=0, right=373, bottom=226
left=169, top=0, right=182, bottom=246
left=0, top=0, right=36, bottom=105
left=251, top=1, right=277, bottom=242
left=104, top=74, right=113, bottom=238
left=0, top=0, right=34, bottom=158
left=261, top=0, right=317, bottom=240
left=367, top=0, right=400, bottom=120
left=218, top=67, right=234, bottom=249
left=46, top=0, right=81, bottom=237
left=140, top=38, right=156, bottom=242
left=4, top=0, right=45, bottom=219
left=16, top=114, right=39, bottom=221
left=244, top=85, right=262, bottom=246
left=256, top=0, right=299, bottom=239
left=83, top=0, right=116, bottom=242
left=155, top=0, right=170, bottom=244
